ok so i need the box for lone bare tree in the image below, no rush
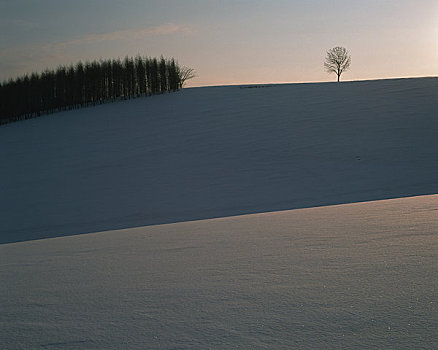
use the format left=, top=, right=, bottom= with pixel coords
left=324, top=46, right=351, bottom=82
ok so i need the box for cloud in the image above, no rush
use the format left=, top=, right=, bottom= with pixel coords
left=51, top=23, right=193, bottom=48
left=0, top=23, right=194, bottom=80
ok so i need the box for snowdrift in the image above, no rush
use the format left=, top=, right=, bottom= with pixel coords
left=2, top=194, right=438, bottom=349
left=1, top=77, right=437, bottom=243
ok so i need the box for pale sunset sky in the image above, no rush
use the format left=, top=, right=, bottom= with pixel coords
left=0, top=0, right=437, bottom=87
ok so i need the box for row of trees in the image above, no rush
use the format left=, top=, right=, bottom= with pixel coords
left=0, top=56, right=195, bottom=125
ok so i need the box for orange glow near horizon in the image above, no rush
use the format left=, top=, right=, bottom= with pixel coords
left=0, top=1, right=437, bottom=86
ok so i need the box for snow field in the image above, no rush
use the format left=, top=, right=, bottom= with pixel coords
left=1, top=194, right=437, bottom=349
left=1, top=77, right=437, bottom=243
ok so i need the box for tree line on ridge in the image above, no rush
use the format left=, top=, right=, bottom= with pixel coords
left=0, top=56, right=195, bottom=125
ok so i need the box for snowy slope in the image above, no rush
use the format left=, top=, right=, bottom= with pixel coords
left=1, top=194, right=437, bottom=349
left=1, top=77, right=437, bottom=243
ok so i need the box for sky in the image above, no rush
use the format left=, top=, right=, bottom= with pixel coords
left=0, top=0, right=437, bottom=87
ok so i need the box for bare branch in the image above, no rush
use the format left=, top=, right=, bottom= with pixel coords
left=178, top=66, right=196, bottom=88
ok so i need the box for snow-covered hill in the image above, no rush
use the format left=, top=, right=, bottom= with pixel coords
left=1, top=194, right=437, bottom=349
left=1, top=78, right=438, bottom=349
left=1, top=77, right=437, bottom=243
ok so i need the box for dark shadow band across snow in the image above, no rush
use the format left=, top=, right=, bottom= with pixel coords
left=3, top=190, right=438, bottom=245
left=1, top=77, right=438, bottom=244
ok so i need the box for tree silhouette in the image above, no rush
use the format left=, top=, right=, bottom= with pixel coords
left=0, top=56, right=194, bottom=125
left=178, top=66, right=196, bottom=88
left=324, top=46, right=351, bottom=82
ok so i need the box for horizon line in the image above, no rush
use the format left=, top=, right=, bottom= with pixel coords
left=186, top=75, right=438, bottom=88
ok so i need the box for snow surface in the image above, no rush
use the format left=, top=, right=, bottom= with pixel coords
left=1, top=194, right=437, bottom=349
left=1, top=77, right=437, bottom=243
left=1, top=78, right=437, bottom=348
